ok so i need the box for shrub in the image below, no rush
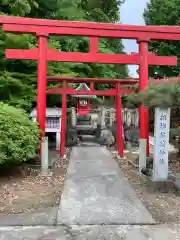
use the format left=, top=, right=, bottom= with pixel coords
left=0, top=102, right=40, bottom=165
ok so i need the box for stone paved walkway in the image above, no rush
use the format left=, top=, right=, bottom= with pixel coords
left=1, top=146, right=180, bottom=239
left=0, top=224, right=180, bottom=239
left=57, top=146, right=154, bottom=225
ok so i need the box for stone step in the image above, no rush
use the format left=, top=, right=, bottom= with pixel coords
left=79, top=135, right=95, bottom=142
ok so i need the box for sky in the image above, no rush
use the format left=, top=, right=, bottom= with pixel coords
left=120, top=0, right=149, bottom=77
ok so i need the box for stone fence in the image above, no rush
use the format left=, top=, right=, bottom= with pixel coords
left=71, top=107, right=139, bottom=128
left=104, top=108, right=139, bottom=127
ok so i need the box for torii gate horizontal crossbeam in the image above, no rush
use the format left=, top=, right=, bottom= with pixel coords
left=5, top=48, right=177, bottom=66
left=47, top=77, right=138, bottom=84
left=47, top=88, right=134, bottom=96
left=47, top=76, right=180, bottom=85
left=1, top=16, right=180, bottom=40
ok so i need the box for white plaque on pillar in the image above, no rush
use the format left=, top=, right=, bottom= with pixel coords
left=153, top=108, right=170, bottom=181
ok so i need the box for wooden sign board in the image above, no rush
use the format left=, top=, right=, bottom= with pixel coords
left=77, top=99, right=91, bottom=115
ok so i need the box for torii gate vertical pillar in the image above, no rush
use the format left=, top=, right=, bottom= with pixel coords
left=138, top=39, right=150, bottom=157
left=116, top=82, right=124, bottom=158
left=60, top=81, right=67, bottom=158
left=37, top=34, right=48, bottom=151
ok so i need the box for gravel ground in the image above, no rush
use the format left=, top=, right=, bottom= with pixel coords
left=0, top=148, right=71, bottom=214
left=111, top=149, right=180, bottom=224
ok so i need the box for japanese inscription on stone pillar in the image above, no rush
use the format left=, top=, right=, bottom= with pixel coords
left=153, top=108, right=170, bottom=181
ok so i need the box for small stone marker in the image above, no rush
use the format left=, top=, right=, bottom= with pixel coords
left=41, top=136, right=49, bottom=175
left=101, top=106, right=105, bottom=127
left=139, top=139, right=147, bottom=173
left=71, top=107, right=76, bottom=127
left=56, top=131, right=60, bottom=150
left=153, top=108, right=170, bottom=181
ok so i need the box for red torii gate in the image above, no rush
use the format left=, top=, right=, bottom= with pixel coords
left=47, top=77, right=137, bottom=157
left=0, top=16, right=178, bottom=158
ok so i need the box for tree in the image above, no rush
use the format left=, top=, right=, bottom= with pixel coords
left=126, top=83, right=180, bottom=108
left=144, top=0, right=180, bottom=78
left=0, top=0, right=39, bottom=16
left=81, top=0, right=128, bottom=79
left=0, top=0, right=85, bottom=110
left=126, top=82, right=180, bottom=152
left=130, top=1, right=180, bottom=109
left=130, top=0, right=180, bottom=116
left=0, top=0, right=128, bottom=110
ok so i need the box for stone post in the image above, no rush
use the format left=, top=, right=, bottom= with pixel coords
left=139, top=139, right=147, bottom=173
left=41, top=136, right=49, bottom=175
left=110, top=108, right=114, bottom=126
left=101, top=106, right=106, bottom=128
left=56, top=131, right=60, bottom=150
left=71, top=107, right=76, bottom=127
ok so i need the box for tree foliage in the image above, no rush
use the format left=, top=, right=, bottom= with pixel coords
left=144, top=0, right=180, bottom=78
left=0, top=102, right=40, bottom=165
left=0, top=0, right=128, bottom=111
left=126, top=1, right=180, bottom=110
left=126, top=83, right=180, bottom=108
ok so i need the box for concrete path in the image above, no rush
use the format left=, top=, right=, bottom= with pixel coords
left=57, top=146, right=154, bottom=225
left=0, top=224, right=180, bottom=239
left=0, top=146, right=179, bottom=239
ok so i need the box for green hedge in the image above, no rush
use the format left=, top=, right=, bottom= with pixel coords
left=0, top=103, right=40, bottom=165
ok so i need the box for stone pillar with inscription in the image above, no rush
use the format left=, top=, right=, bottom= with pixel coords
left=153, top=108, right=171, bottom=181
left=71, top=107, right=76, bottom=127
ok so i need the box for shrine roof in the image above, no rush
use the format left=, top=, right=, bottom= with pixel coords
left=30, top=108, right=71, bottom=118
left=74, top=83, right=94, bottom=96
left=73, top=83, right=99, bottom=100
